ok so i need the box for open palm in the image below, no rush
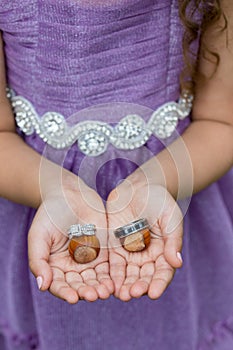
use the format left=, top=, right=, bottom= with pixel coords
left=28, top=178, right=114, bottom=304
left=107, top=181, right=183, bottom=301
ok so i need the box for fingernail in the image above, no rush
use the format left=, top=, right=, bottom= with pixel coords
left=36, top=276, right=43, bottom=290
left=177, top=252, right=183, bottom=263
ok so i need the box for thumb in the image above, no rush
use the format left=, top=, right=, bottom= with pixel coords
left=163, top=230, right=183, bottom=269
left=161, top=202, right=184, bottom=269
left=28, top=229, right=53, bottom=291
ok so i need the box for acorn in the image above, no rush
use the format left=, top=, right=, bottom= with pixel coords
left=120, top=228, right=150, bottom=252
left=114, top=218, right=151, bottom=252
left=68, top=224, right=100, bottom=264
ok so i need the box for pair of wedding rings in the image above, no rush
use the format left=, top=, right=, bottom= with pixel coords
left=68, top=218, right=151, bottom=264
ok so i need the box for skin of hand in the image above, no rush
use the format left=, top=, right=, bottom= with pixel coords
left=107, top=169, right=183, bottom=301
left=28, top=174, right=114, bottom=304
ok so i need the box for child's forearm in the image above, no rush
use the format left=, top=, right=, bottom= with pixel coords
left=0, top=131, right=42, bottom=207
left=143, top=119, right=233, bottom=199
left=0, top=130, right=78, bottom=208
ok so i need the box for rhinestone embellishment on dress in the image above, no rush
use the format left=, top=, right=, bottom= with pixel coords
left=7, top=88, right=193, bottom=157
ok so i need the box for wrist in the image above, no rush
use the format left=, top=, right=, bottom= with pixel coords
left=38, top=159, right=80, bottom=206
left=132, top=148, right=194, bottom=200
left=127, top=157, right=177, bottom=198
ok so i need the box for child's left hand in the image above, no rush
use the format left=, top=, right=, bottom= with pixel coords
left=28, top=175, right=114, bottom=304
left=107, top=171, right=183, bottom=301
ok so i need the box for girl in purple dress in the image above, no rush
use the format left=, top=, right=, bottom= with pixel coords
left=0, top=1, right=232, bottom=349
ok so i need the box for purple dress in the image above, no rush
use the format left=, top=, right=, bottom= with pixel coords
left=0, top=1, right=232, bottom=349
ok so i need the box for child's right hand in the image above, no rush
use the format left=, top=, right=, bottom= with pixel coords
left=28, top=173, right=114, bottom=304
left=107, top=181, right=183, bottom=301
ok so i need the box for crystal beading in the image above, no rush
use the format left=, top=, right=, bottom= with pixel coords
left=7, top=88, right=193, bottom=156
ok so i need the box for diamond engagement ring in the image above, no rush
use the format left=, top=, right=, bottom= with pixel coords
left=114, top=218, right=151, bottom=252
left=68, top=223, right=96, bottom=239
left=68, top=223, right=100, bottom=264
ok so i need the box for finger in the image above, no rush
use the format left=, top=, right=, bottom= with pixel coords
left=109, top=251, right=126, bottom=297
left=163, top=223, right=183, bottom=269
left=130, top=262, right=154, bottom=298
left=148, top=256, right=175, bottom=299
left=119, top=263, right=140, bottom=301
left=160, top=200, right=184, bottom=268
left=28, top=230, right=53, bottom=291
left=65, top=270, right=84, bottom=291
left=81, top=269, right=110, bottom=300
left=66, top=271, right=97, bottom=302
left=65, top=271, right=93, bottom=300
left=49, top=268, right=79, bottom=304
left=95, top=262, right=115, bottom=295
left=73, top=273, right=98, bottom=302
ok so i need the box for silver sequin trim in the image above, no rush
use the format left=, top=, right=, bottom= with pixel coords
left=7, top=88, right=193, bottom=157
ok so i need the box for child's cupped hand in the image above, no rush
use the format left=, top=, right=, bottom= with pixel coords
left=28, top=167, right=183, bottom=304
left=28, top=174, right=114, bottom=304
left=107, top=169, right=184, bottom=301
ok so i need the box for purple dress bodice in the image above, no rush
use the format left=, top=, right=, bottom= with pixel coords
left=2, top=0, right=183, bottom=116
left=0, top=2, right=232, bottom=350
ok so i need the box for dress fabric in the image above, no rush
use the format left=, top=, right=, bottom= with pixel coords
left=0, top=1, right=232, bottom=349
